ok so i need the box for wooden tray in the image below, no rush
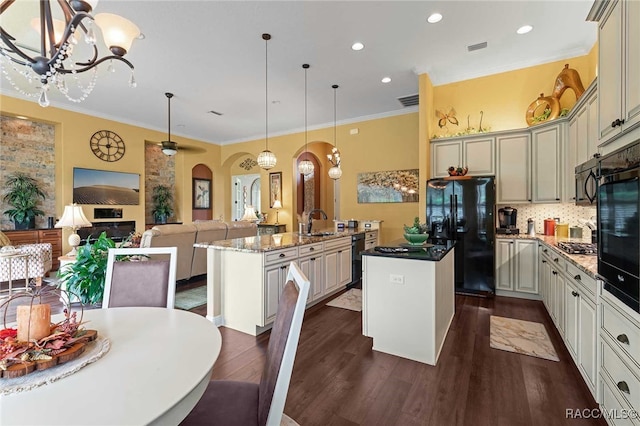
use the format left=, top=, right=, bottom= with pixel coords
left=1, top=330, right=97, bottom=379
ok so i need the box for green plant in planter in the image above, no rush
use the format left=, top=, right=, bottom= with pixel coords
left=151, top=185, right=174, bottom=224
left=57, top=232, right=116, bottom=305
left=2, top=172, right=46, bottom=229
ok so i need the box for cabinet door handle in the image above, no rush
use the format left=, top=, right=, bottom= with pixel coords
left=544, top=249, right=548, bottom=253
left=555, top=198, right=560, bottom=201
left=617, top=334, right=630, bottom=345
left=617, top=381, right=630, bottom=394
left=574, top=274, right=581, bottom=281
left=571, top=291, right=579, bottom=297
left=542, top=260, right=547, bottom=263
left=280, top=265, right=287, bottom=270
left=554, top=258, right=559, bottom=262
left=279, top=253, right=286, bottom=258
left=309, top=247, right=314, bottom=251
left=552, top=271, right=558, bottom=275
left=338, top=250, right=342, bottom=253
left=310, top=257, right=316, bottom=261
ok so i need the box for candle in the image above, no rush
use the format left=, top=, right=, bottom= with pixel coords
left=17, top=304, right=51, bottom=341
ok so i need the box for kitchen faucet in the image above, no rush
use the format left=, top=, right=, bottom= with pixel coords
left=307, top=209, right=328, bottom=233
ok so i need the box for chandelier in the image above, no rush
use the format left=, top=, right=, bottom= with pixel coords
left=0, top=0, right=140, bottom=107
left=298, top=63, right=314, bottom=176
left=256, top=33, right=276, bottom=170
left=327, top=84, right=342, bottom=180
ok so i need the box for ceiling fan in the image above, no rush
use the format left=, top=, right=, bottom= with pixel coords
left=151, top=92, right=204, bottom=155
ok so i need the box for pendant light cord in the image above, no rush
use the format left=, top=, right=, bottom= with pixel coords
left=333, top=85, right=337, bottom=148
left=265, top=35, right=269, bottom=151
left=304, top=64, right=308, bottom=160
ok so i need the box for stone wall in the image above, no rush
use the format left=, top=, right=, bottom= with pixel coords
left=144, top=144, right=176, bottom=224
left=0, top=116, right=56, bottom=230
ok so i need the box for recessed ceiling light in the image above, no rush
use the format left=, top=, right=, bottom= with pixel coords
left=15, top=115, right=28, bottom=120
left=517, top=25, right=533, bottom=34
left=351, top=42, right=364, bottom=51
left=381, top=77, right=391, bottom=83
left=427, top=13, right=442, bottom=24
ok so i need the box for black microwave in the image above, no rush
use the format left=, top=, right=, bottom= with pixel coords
left=597, top=141, right=640, bottom=313
left=575, top=155, right=599, bottom=205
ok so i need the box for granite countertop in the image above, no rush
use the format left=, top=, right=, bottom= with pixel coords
left=361, top=240, right=455, bottom=262
left=194, top=228, right=363, bottom=253
left=496, top=234, right=597, bottom=278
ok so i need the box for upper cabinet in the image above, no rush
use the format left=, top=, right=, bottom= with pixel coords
left=531, top=123, right=563, bottom=203
left=496, top=132, right=531, bottom=204
left=431, top=137, right=495, bottom=178
left=596, top=0, right=640, bottom=145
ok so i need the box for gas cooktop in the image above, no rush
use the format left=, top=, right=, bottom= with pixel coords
left=556, top=241, right=597, bottom=255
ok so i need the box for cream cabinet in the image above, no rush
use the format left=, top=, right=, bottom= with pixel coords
left=323, top=237, right=352, bottom=294
left=596, top=0, right=640, bottom=146
left=431, top=136, right=495, bottom=178
left=264, top=260, right=291, bottom=323
left=495, top=238, right=538, bottom=294
left=496, top=132, right=531, bottom=204
left=299, top=243, right=324, bottom=303
left=567, top=82, right=599, bottom=202
left=531, top=123, right=563, bottom=203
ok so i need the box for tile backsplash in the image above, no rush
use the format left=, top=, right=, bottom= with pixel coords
left=497, top=203, right=596, bottom=234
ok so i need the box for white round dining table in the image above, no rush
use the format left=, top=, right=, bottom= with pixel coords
left=0, top=307, right=222, bottom=425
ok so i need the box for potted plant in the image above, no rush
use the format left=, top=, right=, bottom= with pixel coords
left=57, top=232, right=119, bottom=305
left=2, top=172, right=46, bottom=229
left=151, top=185, right=174, bottom=224
left=403, top=216, right=430, bottom=246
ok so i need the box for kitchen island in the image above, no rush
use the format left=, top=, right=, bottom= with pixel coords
left=195, top=230, right=366, bottom=335
left=362, top=241, right=455, bottom=365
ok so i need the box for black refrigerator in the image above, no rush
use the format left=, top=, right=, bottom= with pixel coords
left=426, top=176, right=496, bottom=296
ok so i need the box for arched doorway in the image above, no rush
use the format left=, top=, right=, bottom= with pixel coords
left=296, top=154, right=321, bottom=218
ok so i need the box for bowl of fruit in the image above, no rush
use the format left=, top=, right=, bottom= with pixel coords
left=403, top=217, right=430, bottom=245
left=447, top=166, right=469, bottom=177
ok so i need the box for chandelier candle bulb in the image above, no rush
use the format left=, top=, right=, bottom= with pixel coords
left=17, top=304, right=51, bottom=342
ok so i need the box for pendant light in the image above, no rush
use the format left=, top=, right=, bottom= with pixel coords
left=327, top=84, right=342, bottom=180
left=257, top=33, right=277, bottom=170
left=298, top=64, right=315, bottom=176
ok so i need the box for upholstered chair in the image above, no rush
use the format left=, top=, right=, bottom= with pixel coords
left=0, top=231, right=53, bottom=287
left=181, top=261, right=310, bottom=426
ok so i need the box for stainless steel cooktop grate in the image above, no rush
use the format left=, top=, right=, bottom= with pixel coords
left=556, top=241, right=597, bottom=255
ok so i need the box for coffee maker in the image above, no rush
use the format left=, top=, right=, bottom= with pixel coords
left=497, top=207, right=519, bottom=234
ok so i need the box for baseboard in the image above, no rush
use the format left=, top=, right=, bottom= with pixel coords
left=495, top=290, right=542, bottom=301
left=206, top=314, right=225, bottom=327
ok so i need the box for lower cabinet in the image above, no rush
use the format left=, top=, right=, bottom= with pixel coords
left=264, top=261, right=291, bottom=323
left=299, top=253, right=324, bottom=303
left=495, top=238, right=538, bottom=294
left=324, top=237, right=352, bottom=294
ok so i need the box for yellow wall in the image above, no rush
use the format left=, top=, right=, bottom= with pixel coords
left=430, top=54, right=597, bottom=138
left=0, top=95, right=221, bottom=253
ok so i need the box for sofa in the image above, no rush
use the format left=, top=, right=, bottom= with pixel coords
left=140, top=221, right=257, bottom=281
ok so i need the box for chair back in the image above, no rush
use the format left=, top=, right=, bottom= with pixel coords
left=102, top=247, right=177, bottom=309
left=258, top=261, right=310, bottom=426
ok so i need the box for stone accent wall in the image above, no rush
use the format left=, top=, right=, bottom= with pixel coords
left=144, top=144, right=176, bottom=224
left=0, top=116, right=55, bottom=230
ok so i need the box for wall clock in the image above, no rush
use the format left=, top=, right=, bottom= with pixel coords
left=90, top=130, right=126, bottom=162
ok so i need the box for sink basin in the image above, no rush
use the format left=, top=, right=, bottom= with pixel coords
left=305, top=232, right=336, bottom=237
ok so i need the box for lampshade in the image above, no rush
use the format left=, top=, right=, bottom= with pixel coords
left=272, top=199, right=282, bottom=210
left=241, top=206, right=259, bottom=222
left=257, top=150, right=277, bottom=169
left=298, top=159, right=315, bottom=175
left=161, top=141, right=178, bottom=156
left=328, top=166, right=343, bottom=180
left=55, top=204, right=92, bottom=229
left=94, top=13, right=141, bottom=56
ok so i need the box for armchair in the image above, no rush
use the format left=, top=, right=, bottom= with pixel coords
left=0, top=241, right=53, bottom=287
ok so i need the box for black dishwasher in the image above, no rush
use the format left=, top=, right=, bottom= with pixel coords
left=350, top=233, right=365, bottom=287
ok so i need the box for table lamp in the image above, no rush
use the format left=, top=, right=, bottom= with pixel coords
left=241, top=205, right=259, bottom=222
left=55, top=203, right=92, bottom=256
left=272, top=199, right=282, bottom=224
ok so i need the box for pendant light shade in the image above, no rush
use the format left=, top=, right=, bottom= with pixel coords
left=298, top=64, right=315, bottom=176
left=258, top=33, right=277, bottom=170
left=328, top=84, right=342, bottom=180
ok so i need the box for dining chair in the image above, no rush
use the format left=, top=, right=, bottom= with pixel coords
left=102, top=247, right=177, bottom=309
left=181, top=261, right=310, bottom=426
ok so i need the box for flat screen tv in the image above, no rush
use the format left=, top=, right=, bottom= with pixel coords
left=73, top=168, right=140, bottom=205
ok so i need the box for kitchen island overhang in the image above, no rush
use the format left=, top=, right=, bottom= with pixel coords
left=362, top=241, right=455, bottom=366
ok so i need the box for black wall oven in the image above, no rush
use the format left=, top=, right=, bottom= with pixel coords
left=598, top=140, right=640, bottom=312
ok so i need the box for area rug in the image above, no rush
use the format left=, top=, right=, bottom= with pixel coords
left=326, top=288, right=362, bottom=312
left=174, top=286, right=207, bottom=310
left=490, top=316, right=559, bottom=361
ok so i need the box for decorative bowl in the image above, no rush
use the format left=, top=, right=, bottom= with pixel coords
left=447, top=166, right=468, bottom=176
left=403, top=233, right=430, bottom=245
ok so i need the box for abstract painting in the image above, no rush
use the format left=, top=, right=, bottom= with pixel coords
left=357, top=169, right=419, bottom=203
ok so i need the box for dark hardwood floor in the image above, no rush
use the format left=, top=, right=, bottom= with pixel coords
left=2, top=278, right=604, bottom=425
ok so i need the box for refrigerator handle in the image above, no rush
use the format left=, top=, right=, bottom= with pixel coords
left=453, top=194, right=458, bottom=239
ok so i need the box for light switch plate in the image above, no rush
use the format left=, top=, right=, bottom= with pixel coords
left=390, top=274, right=404, bottom=284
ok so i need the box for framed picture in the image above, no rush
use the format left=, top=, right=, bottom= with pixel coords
left=193, top=178, right=211, bottom=209
left=269, top=172, right=282, bottom=208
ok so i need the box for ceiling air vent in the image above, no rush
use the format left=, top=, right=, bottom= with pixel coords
left=207, top=110, right=223, bottom=116
left=467, top=41, right=488, bottom=52
left=398, top=93, right=419, bottom=107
